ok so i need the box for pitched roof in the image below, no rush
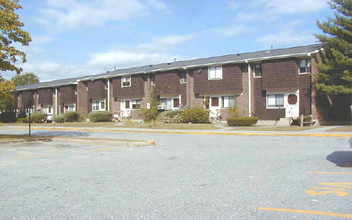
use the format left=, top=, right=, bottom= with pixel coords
left=17, top=44, right=323, bottom=91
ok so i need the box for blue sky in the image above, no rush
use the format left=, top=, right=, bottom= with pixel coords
left=5, top=0, right=333, bottom=82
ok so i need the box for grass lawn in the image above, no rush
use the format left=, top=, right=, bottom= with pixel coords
left=0, top=134, right=52, bottom=142
left=326, top=126, right=352, bottom=132
left=115, top=122, right=218, bottom=130
left=0, top=122, right=117, bottom=128
left=0, top=122, right=218, bottom=130
left=231, top=125, right=320, bottom=131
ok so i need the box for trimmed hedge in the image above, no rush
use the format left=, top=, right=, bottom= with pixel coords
left=227, top=117, right=258, bottom=126
left=53, top=115, right=65, bottom=123
left=181, top=108, right=209, bottom=124
left=63, top=111, right=80, bottom=122
left=88, top=111, right=112, bottom=122
left=27, top=113, right=46, bottom=123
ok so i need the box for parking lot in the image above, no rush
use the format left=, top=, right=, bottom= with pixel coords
left=0, top=128, right=351, bottom=219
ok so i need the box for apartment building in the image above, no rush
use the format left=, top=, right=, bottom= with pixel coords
left=16, top=44, right=324, bottom=121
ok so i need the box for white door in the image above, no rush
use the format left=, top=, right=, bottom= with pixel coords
left=285, top=93, right=299, bottom=118
left=209, top=96, right=221, bottom=119
left=121, top=100, right=131, bottom=118
left=43, top=106, right=53, bottom=120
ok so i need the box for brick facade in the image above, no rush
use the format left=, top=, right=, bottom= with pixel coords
left=15, top=45, right=324, bottom=122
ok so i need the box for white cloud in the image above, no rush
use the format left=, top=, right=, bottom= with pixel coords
left=18, top=33, right=194, bottom=81
left=137, top=34, right=198, bottom=52
left=31, top=35, right=55, bottom=45
left=37, top=0, right=169, bottom=32
left=263, top=0, right=328, bottom=14
left=144, top=0, right=170, bottom=13
left=256, top=29, right=317, bottom=47
left=209, top=24, right=251, bottom=37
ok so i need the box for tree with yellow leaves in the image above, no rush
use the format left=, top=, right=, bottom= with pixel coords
left=0, top=77, right=16, bottom=112
left=0, top=0, right=31, bottom=76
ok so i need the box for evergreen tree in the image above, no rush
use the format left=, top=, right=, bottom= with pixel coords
left=315, top=0, right=352, bottom=120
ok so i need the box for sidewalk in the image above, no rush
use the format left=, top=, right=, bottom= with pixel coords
left=1, top=125, right=351, bottom=138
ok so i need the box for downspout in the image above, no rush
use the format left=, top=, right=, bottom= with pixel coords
left=55, top=87, right=58, bottom=116
left=107, top=79, right=110, bottom=112
left=247, top=61, right=252, bottom=117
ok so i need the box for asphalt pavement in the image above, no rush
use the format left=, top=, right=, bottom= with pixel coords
left=0, top=127, right=351, bottom=219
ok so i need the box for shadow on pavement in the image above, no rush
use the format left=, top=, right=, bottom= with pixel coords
left=326, top=151, right=352, bottom=167
left=32, top=131, right=89, bottom=137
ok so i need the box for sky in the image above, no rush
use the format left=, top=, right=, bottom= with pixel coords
left=4, top=0, right=333, bottom=82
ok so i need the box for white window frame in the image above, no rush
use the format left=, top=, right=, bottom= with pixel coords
left=208, top=66, right=223, bottom=80
left=159, top=97, right=180, bottom=110
left=221, top=96, right=235, bottom=108
left=180, top=72, right=187, bottom=84
left=298, top=58, right=311, bottom=74
left=92, top=100, right=106, bottom=111
left=123, top=99, right=141, bottom=110
left=121, top=76, right=131, bottom=88
left=253, top=63, right=262, bottom=78
left=266, top=94, right=284, bottom=109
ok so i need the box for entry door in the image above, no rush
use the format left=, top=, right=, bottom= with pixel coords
left=285, top=93, right=299, bottom=118
left=209, top=96, right=221, bottom=118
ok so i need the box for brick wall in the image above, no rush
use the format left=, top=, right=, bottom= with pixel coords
left=77, top=81, right=88, bottom=116
left=187, top=71, right=204, bottom=108
left=235, top=72, right=249, bottom=116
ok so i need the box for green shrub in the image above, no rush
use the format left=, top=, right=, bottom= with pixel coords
left=27, top=113, right=46, bottom=123
left=63, top=111, right=80, bottom=122
left=17, top=117, right=28, bottom=123
left=53, top=115, right=65, bottom=123
left=88, top=111, right=112, bottom=122
left=227, top=117, right=258, bottom=126
left=157, top=110, right=183, bottom=123
left=143, top=88, right=160, bottom=122
left=181, top=108, right=209, bottom=123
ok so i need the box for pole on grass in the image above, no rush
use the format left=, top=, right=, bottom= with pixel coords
left=29, top=109, right=31, bottom=136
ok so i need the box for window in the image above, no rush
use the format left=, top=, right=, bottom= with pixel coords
left=173, top=98, right=180, bottom=108
left=221, top=96, right=235, bottom=108
left=208, top=66, right=222, bottom=80
left=211, top=97, right=219, bottom=107
left=288, top=94, right=298, bottom=105
left=150, top=74, right=155, bottom=86
left=299, top=59, right=311, bottom=74
left=253, top=63, right=262, bottom=77
left=92, top=101, right=100, bottom=111
left=132, top=100, right=141, bottom=109
left=180, top=73, right=187, bottom=83
left=266, top=94, right=284, bottom=108
left=125, top=101, right=130, bottom=109
left=121, top=76, right=131, bottom=87
left=92, top=100, right=105, bottom=111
